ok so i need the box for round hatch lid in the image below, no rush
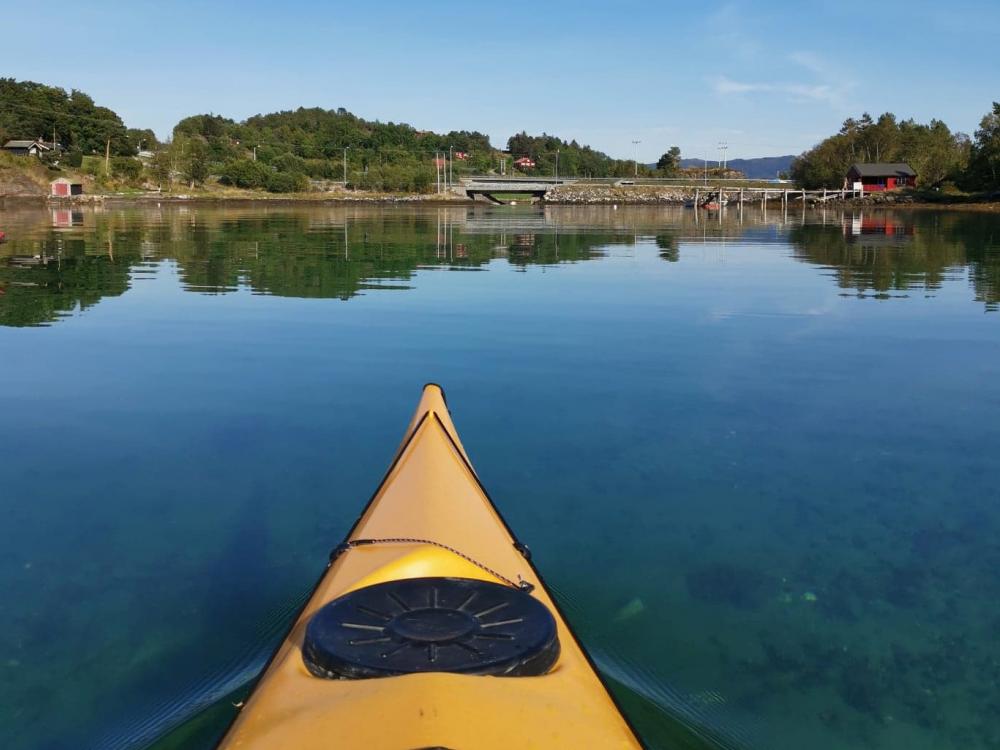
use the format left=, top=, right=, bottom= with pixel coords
left=303, top=576, right=559, bottom=679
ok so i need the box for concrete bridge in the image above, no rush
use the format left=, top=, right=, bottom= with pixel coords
left=460, top=177, right=574, bottom=203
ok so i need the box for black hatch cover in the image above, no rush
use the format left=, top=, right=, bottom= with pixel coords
left=303, top=576, right=560, bottom=679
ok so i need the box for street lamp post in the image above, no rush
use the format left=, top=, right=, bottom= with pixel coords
left=555, top=148, right=560, bottom=179
left=343, top=146, right=350, bottom=187
left=632, top=139, right=641, bottom=177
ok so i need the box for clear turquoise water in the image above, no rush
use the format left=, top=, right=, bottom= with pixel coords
left=1, top=205, right=998, bottom=750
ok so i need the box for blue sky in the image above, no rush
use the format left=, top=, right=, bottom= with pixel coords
left=4, top=0, right=998, bottom=160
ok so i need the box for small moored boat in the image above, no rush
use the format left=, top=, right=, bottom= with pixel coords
left=216, top=384, right=643, bottom=749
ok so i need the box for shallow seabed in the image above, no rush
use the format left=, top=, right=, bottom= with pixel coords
left=1, top=204, right=998, bottom=750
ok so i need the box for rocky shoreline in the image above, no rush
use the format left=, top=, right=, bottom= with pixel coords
left=2, top=184, right=998, bottom=212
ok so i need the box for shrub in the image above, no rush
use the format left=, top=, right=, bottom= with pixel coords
left=81, top=155, right=104, bottom=176
left=219, top=159, right=271, bottom=189
left=303, top=158, right=337, bottom=179
left=65, top=150, right=83, bottom=168
left=112, top=156, right=143, bottom=182
left=271, top=153, right=307, bottom=174
left=265, top=171, right=308, bottom=193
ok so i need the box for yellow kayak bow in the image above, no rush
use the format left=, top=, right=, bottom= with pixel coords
left=217, top=384, right=643, bottom=749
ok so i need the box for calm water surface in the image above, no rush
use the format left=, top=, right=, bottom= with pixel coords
left=1, top=204, right=998, bottom=750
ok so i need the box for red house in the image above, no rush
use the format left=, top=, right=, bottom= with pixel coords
left=514, top=157, right=536, bottom=169
left=845, top=163, right=917, bottom=192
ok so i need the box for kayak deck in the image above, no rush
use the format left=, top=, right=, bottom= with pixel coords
left=217, top=384, right=642, bottom=749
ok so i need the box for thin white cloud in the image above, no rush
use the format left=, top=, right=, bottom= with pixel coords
left=711, top=75, right=851, bottom=109
left=714, top=77, right=765, bottom=95
left=787, top=51, right=827, bottom=76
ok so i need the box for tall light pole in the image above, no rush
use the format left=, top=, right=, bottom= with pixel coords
left=718, top=141, right=728, bottom=171
left=555, top=148, right=560, bottom=179
left=448, top=145, right=453, bottom=188
left=343, top=146, right=350, bottom=186
left=632, top=139, right=641, bottom=177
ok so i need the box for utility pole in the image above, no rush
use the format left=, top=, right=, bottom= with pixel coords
left=252, top=145, right=257, bottom=162
left=436, top=152, right=441, bottom=194
left=555, top=148, right=560, bottom=179
left=343, top=146, right=350, bottom=187
left=632, top=139, right=641, bottom=177
left=448, top=145, right=453, bottom=187
left=718, top=141, right=728, bottom=171
left=105, top=136, right=111, bottom=176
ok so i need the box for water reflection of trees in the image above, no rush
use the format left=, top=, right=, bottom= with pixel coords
left=1, top=206, right=998, bottom=326
left=0, top=208, right=640, bottom=326
left=788, top=212, right=1000, bottom=309
left=0, top=238, right=136, bottom=327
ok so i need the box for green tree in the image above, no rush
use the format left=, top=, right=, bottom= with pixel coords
left=968, top=102, right=1000, bottom=189
left=126, top=128, right=158, bottom=153
left=148, top=150, right=172, bottom=187
left=178, top=137, right=210, bottom=187
left=656, top=147, right=681, bottom=175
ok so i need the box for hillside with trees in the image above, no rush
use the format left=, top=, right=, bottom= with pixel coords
left=789, top=107, right=1000, bottom=192
left=3, top=77, right=999, bottom=199
left=503, top=132, right=655, bottom=177
left=170, top=108, right=497, bottom=192
left=0, top=78, right=136, bottom=159
left=169, top=112, right=663, bottom=192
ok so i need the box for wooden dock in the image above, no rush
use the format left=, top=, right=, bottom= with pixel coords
left=692, top=186, right=861, bottom=208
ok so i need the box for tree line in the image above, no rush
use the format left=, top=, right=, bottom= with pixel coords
left=1, top=78, right=689, bottom=193
left=8, top=77, right=996, bottom=195
left=791, top=104, right=1000, bottom=192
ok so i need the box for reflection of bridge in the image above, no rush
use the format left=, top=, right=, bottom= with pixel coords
left=461, top=178, right=575, bottom=204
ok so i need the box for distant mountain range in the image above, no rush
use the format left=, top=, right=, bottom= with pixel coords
left=678, top=155, right=796, bottom=179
